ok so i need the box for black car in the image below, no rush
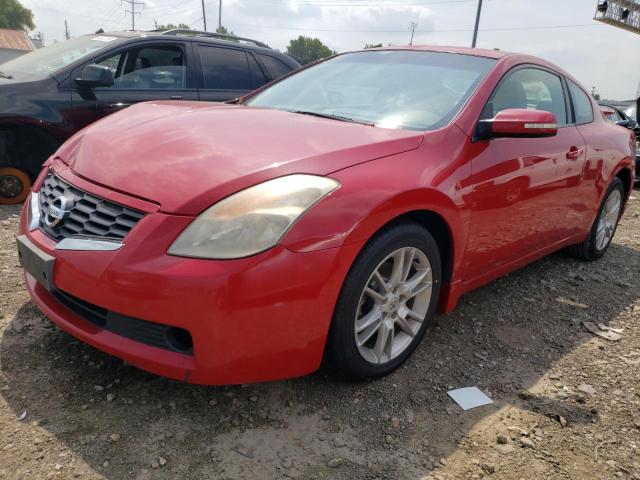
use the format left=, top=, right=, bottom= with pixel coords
left=600, top=103, right=638, bottom=130
left=0, top=29, right=299, bottom=204
left=600, top=103, right=639, bottom=183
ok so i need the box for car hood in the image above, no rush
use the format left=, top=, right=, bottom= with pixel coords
left=57, top=101, right=424, bottom=215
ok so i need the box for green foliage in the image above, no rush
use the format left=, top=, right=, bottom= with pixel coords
left=216, top=25, right=234, bottom=36
left=286, top=36, right=335, bottom=65
left=0, top=0, right=35, bottom=31
left=157, top=23, right=191, bottom=31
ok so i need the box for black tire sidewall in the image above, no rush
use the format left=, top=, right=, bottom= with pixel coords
left=326, top=222, right=442, bottom=379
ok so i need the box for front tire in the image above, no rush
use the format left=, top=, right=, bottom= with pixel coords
left=566, top=177, right=624, bottom=261
left=325, top=221, right=442, bottom=380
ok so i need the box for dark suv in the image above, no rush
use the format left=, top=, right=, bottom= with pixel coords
left=0, top=29, right=299, bottom=204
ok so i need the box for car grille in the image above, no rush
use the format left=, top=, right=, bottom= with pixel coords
left=38, top=173, right=144, bottom=241
left=52, top=289, right=194, bottom=355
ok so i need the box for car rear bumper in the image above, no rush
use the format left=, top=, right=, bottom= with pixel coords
left=19, top=196, right=363, bottom=385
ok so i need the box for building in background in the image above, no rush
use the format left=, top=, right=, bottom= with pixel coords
left=0, top=29, right=35, bottom=64
left=29, top=32, right=44, bottom=50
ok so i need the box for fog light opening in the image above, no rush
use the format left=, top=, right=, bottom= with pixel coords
left=165, top=327, right=193, bottom=353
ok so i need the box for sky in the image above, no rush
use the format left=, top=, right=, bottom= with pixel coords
left=18, top=0, right=640, bottom=100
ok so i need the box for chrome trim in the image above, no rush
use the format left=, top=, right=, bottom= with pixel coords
left=28, top=191, right=40, bottom=231
left=55, top=238, right=124, bottom=251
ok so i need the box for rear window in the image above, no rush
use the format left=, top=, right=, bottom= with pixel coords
left=567, top=79, right=594, bottom=124
left=256, top=54, right=292, bottom=80
left=199, top=46, right=252, bottom=90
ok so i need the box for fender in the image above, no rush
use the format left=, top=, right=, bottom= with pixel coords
left=282, top=148, right=470, bottom=307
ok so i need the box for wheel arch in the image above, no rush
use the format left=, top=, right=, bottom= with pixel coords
left=614, top=166, right=632, bottom=202
left=0, top=122, right=62, bottom=178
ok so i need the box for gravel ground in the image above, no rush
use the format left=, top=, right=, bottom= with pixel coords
left=1, top=191, right=639, bottom=480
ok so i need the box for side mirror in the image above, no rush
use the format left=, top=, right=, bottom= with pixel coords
left=75, top=64, right=114, bottom=88
left=476, top=109, right=558, bottom=140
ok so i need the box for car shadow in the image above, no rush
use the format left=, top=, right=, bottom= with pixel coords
left=1, top=243, right=639, bottom=479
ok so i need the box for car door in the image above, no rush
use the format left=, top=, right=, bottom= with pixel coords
left=70, top=42, right=198, bottom=130
left=195, top=45, right=267, bottom=102
left=462, top=66, right=587, bottom=280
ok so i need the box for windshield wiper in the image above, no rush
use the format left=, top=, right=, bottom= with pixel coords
left=0, top=71, right=13, bottom=79
left=291, top=110, right=375, bottom=126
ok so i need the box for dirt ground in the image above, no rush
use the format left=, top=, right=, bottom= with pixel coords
left=1, top=190, right=639, bottom=480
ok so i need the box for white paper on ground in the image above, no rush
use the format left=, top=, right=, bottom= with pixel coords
left=447, top=387, right=493, bottom=410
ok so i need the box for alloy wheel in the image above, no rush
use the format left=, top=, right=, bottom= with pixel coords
left=354, top=246, right=433, bottom=364
left=595, top=189, right=622, bottom=251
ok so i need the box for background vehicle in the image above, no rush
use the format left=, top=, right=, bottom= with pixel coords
left=600, top=103, right=638, bottom=129
left=600, top=104, right=639, bottom=184
left=0, top=29, right=299, bottom=204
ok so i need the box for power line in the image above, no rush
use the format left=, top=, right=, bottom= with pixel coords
left=122, top=0, right=145, bottom=30
left=471, top=0, right=482, bottom=47
left=225, top=21, right=606, bottom=33
left=409, top=21, right=417, bottom=44
left=201, top=0, right=207, bottom=31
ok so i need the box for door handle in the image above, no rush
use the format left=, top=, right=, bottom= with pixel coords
left=169, top=95, right=183, bottom=100
left=566, top=146, right=584, bottom=160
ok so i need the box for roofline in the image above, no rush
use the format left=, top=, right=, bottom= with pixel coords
left=358, top=44, right=512, bottom=59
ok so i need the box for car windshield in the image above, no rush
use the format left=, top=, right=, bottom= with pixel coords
left=0, top=35, right=124, bottom=80
left=246, top=50, right=496, bottom=131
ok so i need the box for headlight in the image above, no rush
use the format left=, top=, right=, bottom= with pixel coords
left=168, top=174, right=340, bottom=259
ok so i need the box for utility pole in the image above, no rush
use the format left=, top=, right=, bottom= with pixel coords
left=218, top=0, right=222, bottom=30
left=122, top=0, right=144, bottom=31
left=202, top=0, right=207, bottom=31
left=409, top=21, right=417, bottom=45
left=64, top=20, right=70, bottom=40
left=471, top=0, right=483, bottom=48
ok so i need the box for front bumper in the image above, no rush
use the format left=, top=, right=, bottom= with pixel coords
left=19, top=187, right=362, bottom=385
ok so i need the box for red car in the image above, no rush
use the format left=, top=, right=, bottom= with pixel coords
left=17, top=46, right=635, bottom=385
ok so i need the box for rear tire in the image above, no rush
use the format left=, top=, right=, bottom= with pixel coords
left=325, top=221, right=441, bottom=380
left=566, top=177, right=624, bottom=261
left=0, top=167, right=31, bottom=205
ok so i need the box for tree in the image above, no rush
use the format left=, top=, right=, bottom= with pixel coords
left=216, top=25, right=234, bottom=36
left=286, top=36, right=335, bottom=65
left=156, top=23, right=191, bottom=31
left=364, top=43, right=383, bottom=49
left=0, top=0, right=35, bottom=31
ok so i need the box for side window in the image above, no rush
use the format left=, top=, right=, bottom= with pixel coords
left=256, top=53, right=292, bottom=80
left=97, top=45, right=186, bottom=89
left=96, top=52, right=123, bottom=77
left=198, top=46, right=252, bottom=90
left=567, top=80, right=594, bottom=124
left=247, top=53, right=267, bottom=88
left=482, top=68, right=567, bottom=125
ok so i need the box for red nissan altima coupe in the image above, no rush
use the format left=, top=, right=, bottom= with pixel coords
left=17, top=46, right=635, bottom=384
